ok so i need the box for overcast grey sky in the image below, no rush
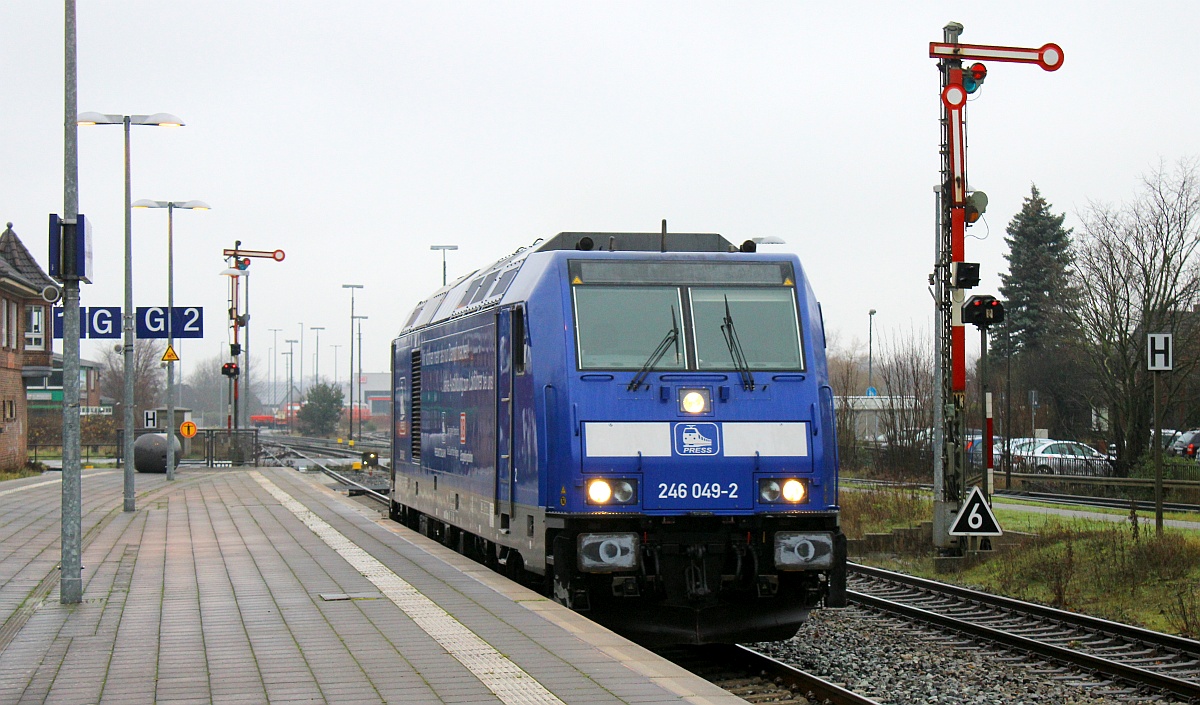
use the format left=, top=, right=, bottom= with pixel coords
left=1, top=2, right=1196, bottom=385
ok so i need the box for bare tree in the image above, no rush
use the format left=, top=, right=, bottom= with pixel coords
left=98, top=339, right=167, bottom=424
left=826, top=332, right=866, bottom=470
left=1073, top=159, right=1200, bottom=472
left=873, top=327, right=937, bottom=479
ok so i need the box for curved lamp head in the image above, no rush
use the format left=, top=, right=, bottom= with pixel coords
left=134, top=199, right=211, bottom=210
left=140, top=113, right=184, bottom=127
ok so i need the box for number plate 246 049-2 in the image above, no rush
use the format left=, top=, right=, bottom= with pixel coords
left=645, top=476, right=751, bottom=510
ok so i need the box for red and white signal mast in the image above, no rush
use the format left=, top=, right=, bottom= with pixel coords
left=930, top=23, right=1062, bottom=551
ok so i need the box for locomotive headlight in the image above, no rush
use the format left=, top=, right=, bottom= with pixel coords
left=586, top=478, right=637, bottom=505
left=759, top=478, right=808, bottom=504
left=781, top=478, right=806, bottom=502
left=678, top=388, right=711, bottom=414
left=759, top=479, right=782, bottom=503
left=587, top=479, right=612, bottom=503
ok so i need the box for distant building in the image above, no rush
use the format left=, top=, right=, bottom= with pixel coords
left=0, top=223, right=60, bottom=469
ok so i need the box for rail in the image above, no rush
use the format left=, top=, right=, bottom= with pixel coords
left=849, top=563, right=1200, bottom=701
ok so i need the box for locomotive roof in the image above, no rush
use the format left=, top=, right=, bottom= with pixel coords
left=398, top=231, right=753, bottom=335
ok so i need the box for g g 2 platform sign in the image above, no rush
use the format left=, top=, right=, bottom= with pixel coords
left=54, top=306, right=204, bottom=339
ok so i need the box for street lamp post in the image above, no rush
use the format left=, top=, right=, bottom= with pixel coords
left=310, top=326, right=325, bottom=386
left=354, top=315, right=368, bottom=441
left=269, top=327, right=282, bottom=416
left=133, top=199, right=209, bottom=481
left=868, top=309, right=877, bottom=392
left=341, top=284, right=363, bottom=442
left=331, top=344, right=341, bottom=391
left=78, top=110, right=183, bottom=511
left=430, top=245, right=458, bottom=287
left=284, top=339, right=297, bottom=434
left=298, top=321, right=305, bottom=400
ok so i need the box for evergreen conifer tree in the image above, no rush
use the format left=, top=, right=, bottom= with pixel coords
left=998, top=184, right=1078, bottom=355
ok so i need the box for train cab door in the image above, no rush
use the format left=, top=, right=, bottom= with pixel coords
left=495, top=307, right=518, bottom=531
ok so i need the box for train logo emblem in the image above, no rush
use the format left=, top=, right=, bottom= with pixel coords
left=674, top=423, right=719, bottom=456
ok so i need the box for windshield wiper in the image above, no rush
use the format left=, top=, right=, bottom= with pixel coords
left=721, top=296, right=755, bottom=391
left=627, top=306, right=680, bottom=392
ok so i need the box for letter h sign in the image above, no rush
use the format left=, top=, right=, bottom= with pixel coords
left=1148, top=333, right=1173, bottom=371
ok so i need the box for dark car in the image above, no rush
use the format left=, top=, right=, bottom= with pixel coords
left=1168, top=429, right=1200, bottom=457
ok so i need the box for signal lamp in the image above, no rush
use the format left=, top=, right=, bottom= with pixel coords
left=965, top=190, right=988, bottom=225
left=221, top=362, right=239, bottom=378
left=962, top=295, right=1005, bottom=328
left=963, top=62, right=987, bottom=93
left=362, top=451, right=379, bottom=467
left=950, top=262, right=980, bottom=289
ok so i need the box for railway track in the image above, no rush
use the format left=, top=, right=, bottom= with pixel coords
left=661, top=644, right=881, bottom=704
left=848, top=563, right=1200, bottom=702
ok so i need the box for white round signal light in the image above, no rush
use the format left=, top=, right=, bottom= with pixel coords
left=782, top=479, right=806, bottom=503
left=587, top=479, right=612, bottom=504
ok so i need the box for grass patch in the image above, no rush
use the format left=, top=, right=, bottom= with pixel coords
left=840, top=484, right=930, bottom=539
left=0, top=467, right=45, bottom=483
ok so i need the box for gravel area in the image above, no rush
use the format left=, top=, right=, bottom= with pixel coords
left=753, top=606, right=1185, bottom=705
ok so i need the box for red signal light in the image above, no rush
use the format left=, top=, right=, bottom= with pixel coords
left=963, top=62, right=988, bottom=94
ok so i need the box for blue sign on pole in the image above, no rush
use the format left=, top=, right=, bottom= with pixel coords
left=135, top=307, right=204, bottom=339
left=53, top=306, right=203, bottom=339
left=86, top=307, right=121, bottom=339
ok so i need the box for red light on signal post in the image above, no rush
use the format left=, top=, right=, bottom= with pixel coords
left=963, top=62, right=987, bottom=93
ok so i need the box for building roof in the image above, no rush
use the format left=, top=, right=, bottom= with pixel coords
left=0, top=222, right=58, bottom=295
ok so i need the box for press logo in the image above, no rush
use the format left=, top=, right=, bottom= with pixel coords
left=674, top=423, right=719, bottom=456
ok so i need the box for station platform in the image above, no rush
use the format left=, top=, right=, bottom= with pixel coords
left=0, top=467, right=742, bottom=704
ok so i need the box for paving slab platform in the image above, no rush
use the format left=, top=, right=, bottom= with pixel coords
left=0, top=467, right=744, bottom=705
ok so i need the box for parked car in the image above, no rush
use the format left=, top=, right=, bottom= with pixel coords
left=1013, top=439, right=1114, bottom=476
left=1168, top=429, right=1200, bottom=457
left=965, top=434, right=1004, bottom=466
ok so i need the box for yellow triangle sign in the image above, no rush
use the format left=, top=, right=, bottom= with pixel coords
left=572, top=276, right=583, bottom=285
left=162, top=345, right=180, bottom=362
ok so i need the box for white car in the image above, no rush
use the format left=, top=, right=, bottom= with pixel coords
left=1013, top=439, right=1113, bottom=476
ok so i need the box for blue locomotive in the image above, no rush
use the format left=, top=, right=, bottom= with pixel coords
left=390, top=231, right=845, bottom=645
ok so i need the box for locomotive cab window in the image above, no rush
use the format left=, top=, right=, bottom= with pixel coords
left=574, top=286, right=686, bottom=370
left=690, top=288, right=802, bottom=371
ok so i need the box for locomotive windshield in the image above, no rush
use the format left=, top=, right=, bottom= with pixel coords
left=571, top=260, right=804, bottom=372
left=691, top=288, right=802, bottom=370
left=574, top=287, right=687, bottom=370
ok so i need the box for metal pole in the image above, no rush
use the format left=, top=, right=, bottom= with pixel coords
left=867, top=309, right=876, bottom=390
left=166, top=204, right=176, bottom=480
left=332, top=344, right=341, bottom=391
left=122, top=115, right=135, bottom=512
left=298, top=321, right=304, bottom=400
left=1154, top=372, right=1163, bottom=535
left=269, top=328, right=281, bottom=414
left=60, top=0, right=82, bottom=604
left=356, top=316, right=366, bottom=440
left=243, top=271, right=249, bottom=431
left=342, top=285, right=362, bottom=442
left=1005, top=324, right=1012, bottom=489
left=311, top=327, right=324, bottom=386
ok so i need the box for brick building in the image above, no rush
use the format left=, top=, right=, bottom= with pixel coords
left=0, top=223, right=59, bottom=469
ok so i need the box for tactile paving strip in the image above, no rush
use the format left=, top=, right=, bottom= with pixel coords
left=253, top=473, right=565, bottom=705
